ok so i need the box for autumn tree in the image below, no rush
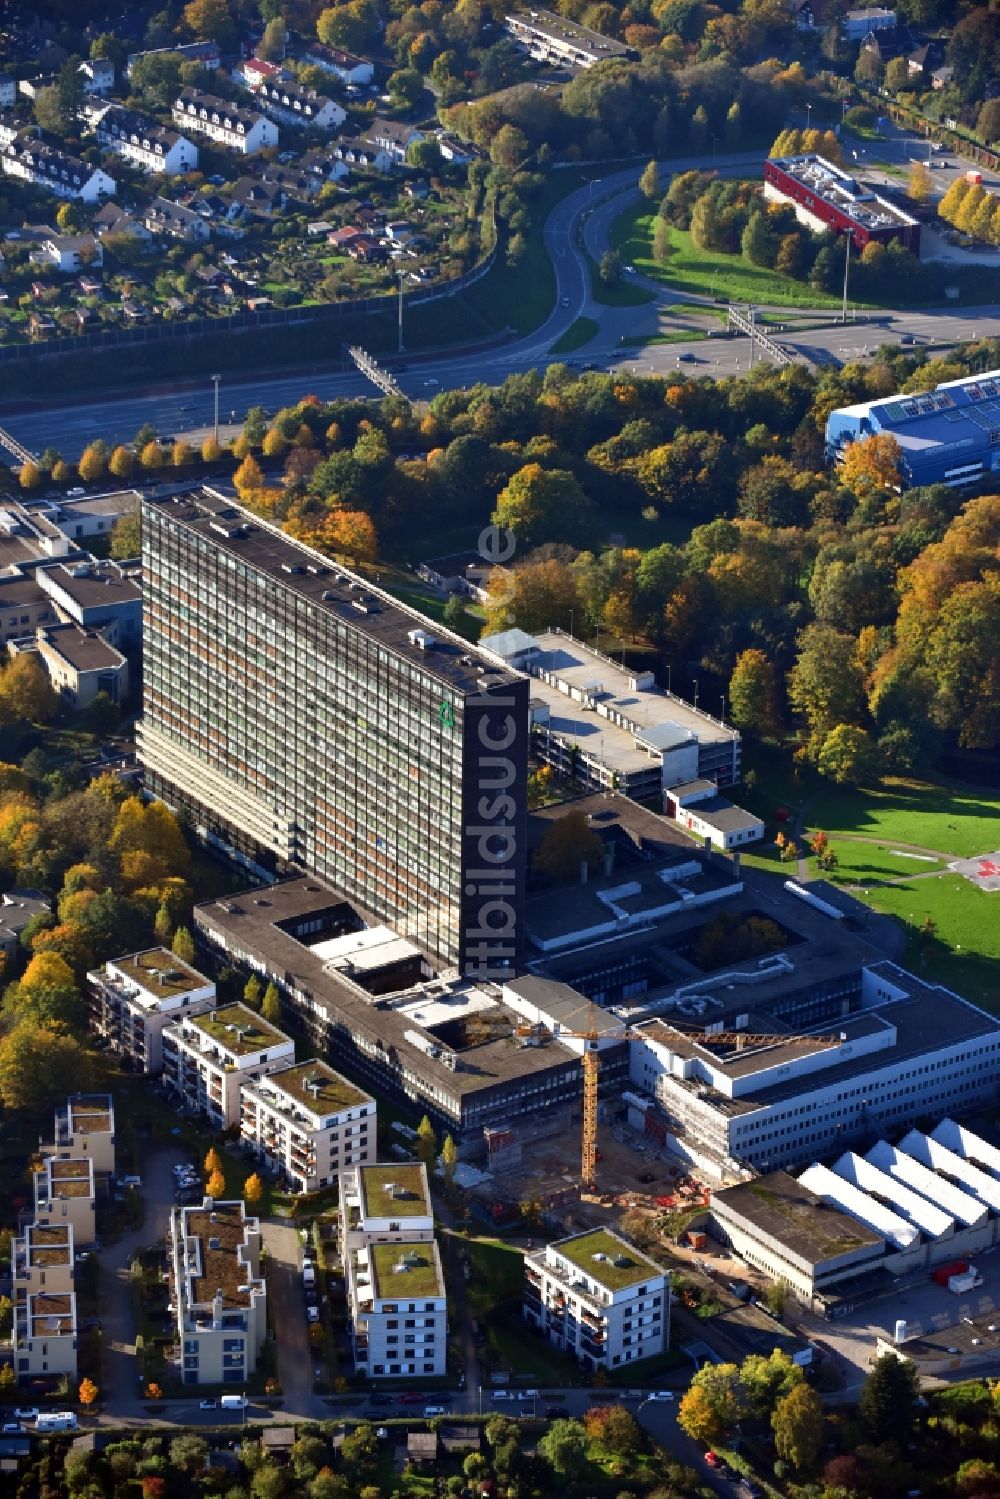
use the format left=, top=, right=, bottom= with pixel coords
left=534, top=809, right=602, bottom=882
left=290, top=509, right=377, bottom=563
left=678, top=1362, right=744, bottom=1445
left=201, top=435, right=223, bottom=463
left=78, top=443, right=107, bottom=483
left=772, top=1382, right=821, bottom=1471
left=441, top=1133, right=457, bottom=1189
left=817, top=723, right=880, bottom=784
left=493, top=463, right=596, bottom=548
left=0, top=1021, right=93, bottom=1112
left=111, top=511, right=141, bottom=559
left=234, top=454, right=265, bottom=495
left=788, top=624, right=865, bottom=745
left=741, top=1349, right=803, bottom=1418
left=639, top=160, right=660, bottom=200
left=729, top=649, right=781, bottom=738
left=244, top=975, right=262, bottom=1011
left=19, top=461, right=42, bottom=490
left=0, top=655, right=58, bottom=726
left=415, top=1115, right=438, bottom=1173
left=909, top=161, right=933, bottom=203
left=109, top=445, right=136, bottom=480
left=182, top=0, right=236, bottom=47
left=839, top=432, right=902, bottom=499
left=204, top=1146, right=223, bottom=1176
left=78, top=1377, right=99, bottom=1407
left=678, top=1383, right=728, bottom=1446
left=172, top=925, right=196, bottom=964
left=257, top=17, right=286, bottom=61
left=4, top=950, right=83, bottom=1030
left=140, top=440, right=165, bottom=470
left=244, top=1173, right=263, bottom=1205
left=483, top=558, right=582, bottom=636
left=261, top=982, right=281, bottom=1024
left=206, top=1167, right=226, bottom=1198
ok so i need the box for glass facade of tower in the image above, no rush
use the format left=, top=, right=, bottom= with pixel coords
left=140, top=491, right=527, bottom=971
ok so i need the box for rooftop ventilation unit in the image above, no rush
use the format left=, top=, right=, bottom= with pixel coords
left=407, top=628, right=434, bottom=650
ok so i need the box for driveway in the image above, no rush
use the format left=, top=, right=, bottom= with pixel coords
left=99, top=1143, right=188, bottom=1412
left=261, top=1221, right=317, bottom=1416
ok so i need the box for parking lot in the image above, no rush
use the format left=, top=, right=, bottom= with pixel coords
left=802, top=1244, right=1000, bottom=1378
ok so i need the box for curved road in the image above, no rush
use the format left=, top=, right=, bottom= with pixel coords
left=4, top=147, right=1000, bottom=458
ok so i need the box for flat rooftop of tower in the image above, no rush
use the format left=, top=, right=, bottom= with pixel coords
left=143, top=488, right=524, bottom=696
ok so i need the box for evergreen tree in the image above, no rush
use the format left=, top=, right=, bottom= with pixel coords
left=859, top=1353, right=919, bottom=1442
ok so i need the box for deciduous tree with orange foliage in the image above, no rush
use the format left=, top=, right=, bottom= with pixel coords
left=838, top=432, right=901, bottom=499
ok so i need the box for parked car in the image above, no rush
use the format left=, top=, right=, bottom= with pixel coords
left=739, top=1480, right=762, bottom=1497
left=369, top=1393, right=391, bottom=1407
left=13, top=1408, right=39, bottom=1422
left=117, top=1175, right=142, bottom=1189
left=647, top=1391, right=674, bottom=1401
left=306, top=1306, right=320, bottom=1324
left=199, top=1398, right=218, bottom=1410
left=424, top=1404, right=447, bottom=1417
left=398, top=1393, right=422, bottom=1404
left=705, top=1452, right=722, bottom=1469
left=2, top=1423, right=24, bottom=1434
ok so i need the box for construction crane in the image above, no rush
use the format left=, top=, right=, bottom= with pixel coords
left=683, top=1029, right=843, bottom=1053
left=560, top=1007, right=843, bottom=1193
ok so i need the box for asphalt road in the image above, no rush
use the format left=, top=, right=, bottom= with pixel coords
left=5, top=136, right=1000, bottom=461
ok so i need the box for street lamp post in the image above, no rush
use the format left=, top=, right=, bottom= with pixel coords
left=720, top=694, right=726, bottom=722
left=806, top=102, right=812, bottom=132
left=397, top=270, right=406, bottom=354
left=842, top=230, right=852, bottom=325
left=211, top=373, right=221, bottom=445
left=693, top=679, right=699, bottom=709
left=568, top=608, right=574, bottom=638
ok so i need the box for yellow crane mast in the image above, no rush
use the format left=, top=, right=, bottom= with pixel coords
left=565, top=1011, right=842, bottom=1193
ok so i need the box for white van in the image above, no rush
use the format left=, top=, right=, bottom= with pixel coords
left=220, top=1395, right=248, bottom=1410
left=35, top=1412, right=78, bottom=1431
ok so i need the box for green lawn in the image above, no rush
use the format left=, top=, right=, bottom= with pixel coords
left=611, top=202, right=845, bottom=309
left=585, top=249, right=656, bottom=307
left=466, top=1238, right=525, bottom=1318
left=805, top=777, right=1000, bottom=859
left=838, top=873, right=1000, bottom=1008
left=551, top=315, right=599, bottom=354
left=807, top=842, right=947, bottom=884
left=619, top=329, right=708, bottom=347
left=484, top=1309, right=583, bottom=1385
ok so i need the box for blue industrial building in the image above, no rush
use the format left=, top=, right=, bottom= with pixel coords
left=826, top=368, right=1000, bottom=490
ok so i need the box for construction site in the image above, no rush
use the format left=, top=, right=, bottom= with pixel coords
left=462, top=1104, right=712, bottom=1240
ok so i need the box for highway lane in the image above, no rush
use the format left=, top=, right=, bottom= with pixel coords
left=5, top=142, right=1000, bottom=459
